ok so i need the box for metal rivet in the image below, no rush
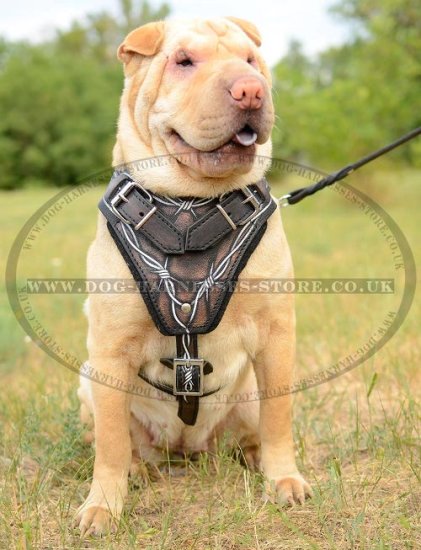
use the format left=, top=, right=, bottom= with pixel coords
left=181, top=303, right=191, bottom=313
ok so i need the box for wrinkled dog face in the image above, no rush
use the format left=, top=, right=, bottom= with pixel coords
left=118, top=18, right=275, bottom=180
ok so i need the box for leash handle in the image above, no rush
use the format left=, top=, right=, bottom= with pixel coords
left=280, top=126, right=421, bottom=206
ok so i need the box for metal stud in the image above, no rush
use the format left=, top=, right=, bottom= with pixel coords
left=181, top=302, right=191, bottom=313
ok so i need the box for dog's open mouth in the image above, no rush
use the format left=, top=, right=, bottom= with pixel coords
left=231, top=125, right=258, bottom=147
left=170, top=124, right=258, bottom=154
left=167, top=123, right=262, bottom=177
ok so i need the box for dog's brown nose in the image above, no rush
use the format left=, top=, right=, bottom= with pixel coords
left=229, top=76, right=264, bottom=110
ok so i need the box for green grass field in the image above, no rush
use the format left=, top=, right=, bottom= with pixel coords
left=0, top=169, right=420, bottom=549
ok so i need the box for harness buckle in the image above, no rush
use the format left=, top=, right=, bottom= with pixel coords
left=173, top=358, right=204, bottom=396
left=110, top=178, right=154, bottom=225
left=216, top=186, right=262, bottom=230
left=216, top=203, right=237, bottom=230
left=239, top=186, right=262, bottom=224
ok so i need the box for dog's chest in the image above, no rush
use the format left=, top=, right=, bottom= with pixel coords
left=131, top=312, right=259, bottom=449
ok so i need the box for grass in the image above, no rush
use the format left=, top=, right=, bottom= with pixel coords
left=0, top=168, right=420, bottom=549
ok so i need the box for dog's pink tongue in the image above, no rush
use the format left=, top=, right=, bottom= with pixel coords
left=233, top=128, right=258, bottom=146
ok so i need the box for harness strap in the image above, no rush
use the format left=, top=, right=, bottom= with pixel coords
left=186, top=186, right=263, bottom=251
left=100, top=173, right=270, bottom=254
left=137, top=370, right=220, bottom=399
left=175, top=334, right=202, bottom=425
left=137, top=334, right=220, bottom=425
left=101, top=173, right=184, bottom=254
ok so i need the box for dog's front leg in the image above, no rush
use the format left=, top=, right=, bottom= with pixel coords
left=254, top=316, right=312, bottom=506
left=75, top=355, right=133, bottom=536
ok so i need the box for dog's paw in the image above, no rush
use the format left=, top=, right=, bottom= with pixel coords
left=263, top=473, right=312, bottom=506
left=74, top=505, right=116, bottom=538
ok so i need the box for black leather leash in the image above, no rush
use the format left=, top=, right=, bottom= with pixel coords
left=280, top=127, right=421, bottom=206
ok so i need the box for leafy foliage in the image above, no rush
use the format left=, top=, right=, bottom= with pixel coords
left=272, top=0, right=421, bottom=171
left=0, top=44, right=121, bottom=189
left=0, top=1, right=170, bottom=190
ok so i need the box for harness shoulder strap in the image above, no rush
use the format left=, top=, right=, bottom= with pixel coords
left=100, top=173, right=185, bottom=254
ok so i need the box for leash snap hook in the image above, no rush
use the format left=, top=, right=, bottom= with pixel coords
left=278, top=194, right=291, bottom=208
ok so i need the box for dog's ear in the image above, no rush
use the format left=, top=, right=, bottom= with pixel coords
left=117, top=21, right=165, bottom=63
left=226, top=17, right=261, bottom=47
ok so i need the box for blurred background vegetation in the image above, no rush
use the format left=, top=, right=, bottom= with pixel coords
left=0, top=0, right=419, bottom=189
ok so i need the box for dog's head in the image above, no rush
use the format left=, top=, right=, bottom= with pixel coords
left=115, top=18, right=274, bottom=196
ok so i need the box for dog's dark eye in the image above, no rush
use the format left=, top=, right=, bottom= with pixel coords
left=177, top=58, right=193, bottom=67
left=247, top=56, right=255, bottom=65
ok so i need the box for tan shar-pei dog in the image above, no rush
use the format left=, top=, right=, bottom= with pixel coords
left=76, top=16, right=312, bottom=536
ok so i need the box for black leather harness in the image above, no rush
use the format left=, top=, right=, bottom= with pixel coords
left=99, top=171, right=276, bottom=425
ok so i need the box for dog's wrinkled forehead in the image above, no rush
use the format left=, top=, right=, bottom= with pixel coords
left=163, top=18, right=260, bottom=57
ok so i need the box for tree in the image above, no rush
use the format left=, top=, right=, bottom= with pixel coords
left=271, top=0, right=421, bottom=170
left=0, top=1, right=170, bottom=190
left=55, top=0, right=170, bottom=63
